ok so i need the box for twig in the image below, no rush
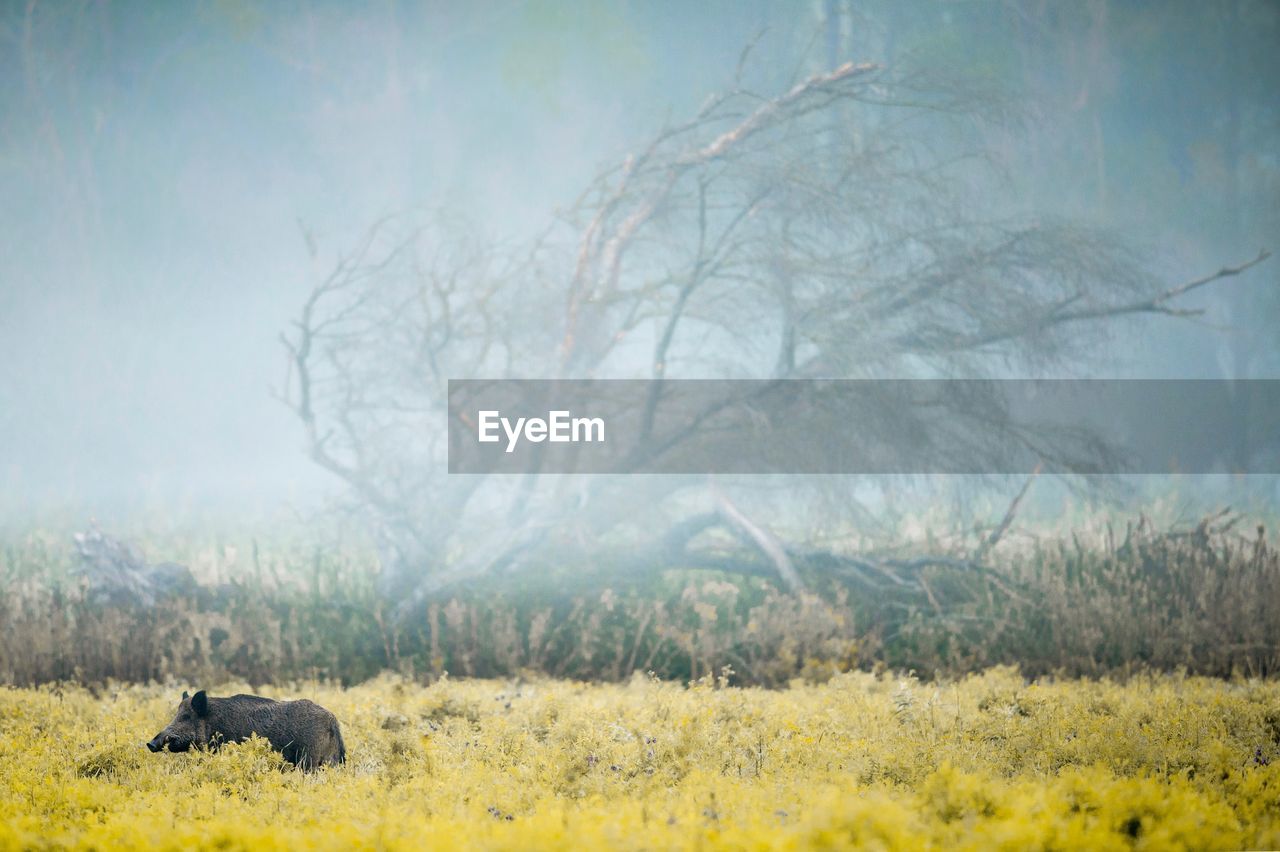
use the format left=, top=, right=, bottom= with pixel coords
left=973, top=462, right=1041, bottom=562
left=945, top=250, right=1271, bottom=352
left=710, top=481, right=805, bottom=593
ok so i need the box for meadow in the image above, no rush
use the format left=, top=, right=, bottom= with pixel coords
left=2, top=512, right=1278, bottom=849
left=1, top=669, right=1277, bottom=850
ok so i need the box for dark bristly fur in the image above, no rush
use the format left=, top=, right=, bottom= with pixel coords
left=147, top=690, right=345, bottom=770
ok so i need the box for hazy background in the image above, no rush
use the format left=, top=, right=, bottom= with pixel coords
left=2, top=0, right=1277, bottom=524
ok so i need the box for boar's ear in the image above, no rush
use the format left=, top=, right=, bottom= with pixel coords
left=192, top=690, right=209, bottom=718
left=182, top=690, right=189, bottom=700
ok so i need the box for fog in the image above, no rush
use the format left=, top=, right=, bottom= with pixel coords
left=2, top=1, right=1277, bottom=525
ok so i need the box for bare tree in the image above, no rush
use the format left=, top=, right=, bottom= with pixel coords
left=280, top=47, right=1268, bottom=610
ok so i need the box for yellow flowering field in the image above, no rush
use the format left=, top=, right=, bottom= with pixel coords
left=1, top=668, right=1277, bottom=850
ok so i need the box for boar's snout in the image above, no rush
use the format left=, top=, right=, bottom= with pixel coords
left=147, top=733, right=188, bottom=752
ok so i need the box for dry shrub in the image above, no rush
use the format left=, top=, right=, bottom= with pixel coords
left=1, top=516, right=1276, bottom=686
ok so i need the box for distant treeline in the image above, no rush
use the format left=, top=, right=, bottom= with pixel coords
left=2, top=517, right=1277, bottom=687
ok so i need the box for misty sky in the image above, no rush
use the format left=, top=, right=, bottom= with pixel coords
left=2, top=1, right=1276, bottom=522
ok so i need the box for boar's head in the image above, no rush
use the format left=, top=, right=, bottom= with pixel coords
left=147, top=690, right=210, bottom=753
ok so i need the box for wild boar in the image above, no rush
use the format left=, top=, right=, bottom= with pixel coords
left=147, top=690, right=346, bottom=770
